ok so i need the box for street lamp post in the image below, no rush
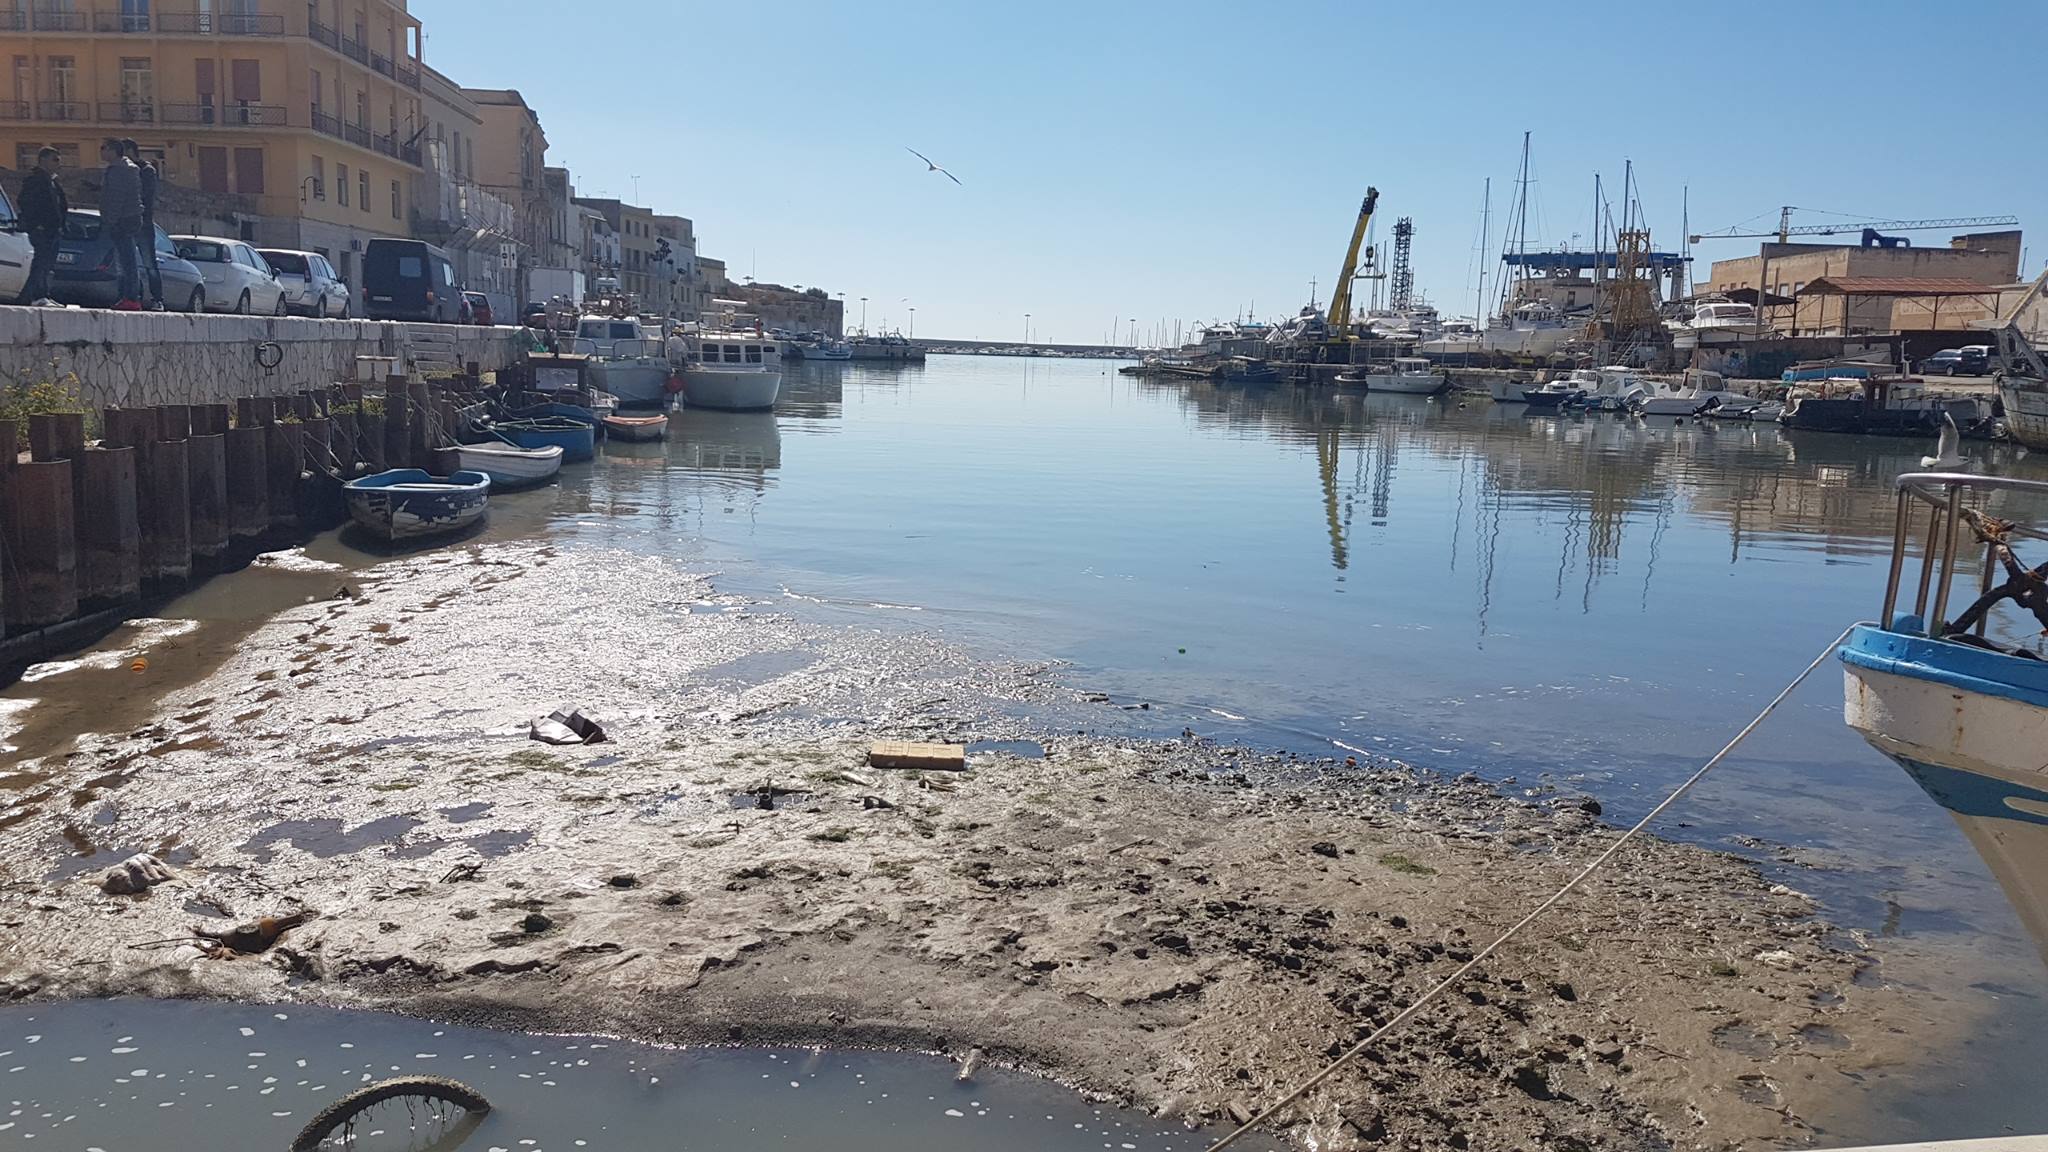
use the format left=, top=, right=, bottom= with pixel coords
left=860, top=296, right=868, bottom=332
left=1024, top=313, right=1031, bottom=345
left=908, top=307, right=915, bottom=339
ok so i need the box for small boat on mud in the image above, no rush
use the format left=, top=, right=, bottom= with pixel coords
left=495, top=418, right=596, bottom=462
left=343, top=469, right=491, bottom=541
left=1840, top=470, right=2048, bottom=963
left=449, top=441, right=563, bottom=489
left=602, top=413, right=669, bottom=442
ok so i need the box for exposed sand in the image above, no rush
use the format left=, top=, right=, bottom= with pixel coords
left=0, top=542, right=1982, bottom=1150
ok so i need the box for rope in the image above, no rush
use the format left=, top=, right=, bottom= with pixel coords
left=1200, top=622, right=1865, bottom=1152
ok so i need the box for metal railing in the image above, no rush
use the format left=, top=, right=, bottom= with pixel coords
left=370, top=50, right=392, bottom=77
left=97, top=100, right=155, bottom=123
left=0, top=100, right=28, bottom=120
left=343, top=121, right=369, bottom=147
left=35, top=100, right=88, bottom=121
left=94, top=9, right=150, bottom=30
left=399, top=142, right=421, bottom=166
left=307, top=16, right=338, bottom=48
left=310, top=108, right=340, bottom=137
left=153, top=9, right=281, bottom=33
left=396, top=63, right=420, bottom=90
left=163, top=101, right=283, bottom=126
left=29, top=6, right=84, bottom=30
left=1882, top=472, right=2048, bottom=639
left=340, top=35, right=367, bottom=63
left=0, top=9, right=22, bottom=30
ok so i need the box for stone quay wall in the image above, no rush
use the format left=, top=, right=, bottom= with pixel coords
left=0, top=307, right=528, bottom=411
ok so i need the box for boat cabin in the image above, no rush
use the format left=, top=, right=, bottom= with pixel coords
left=691, top=339, right=780, bottom=366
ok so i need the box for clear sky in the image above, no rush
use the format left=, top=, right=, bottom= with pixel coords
left=413, top=0, right=2044, bottom=344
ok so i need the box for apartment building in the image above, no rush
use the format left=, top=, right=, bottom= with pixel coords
left=0, top=0, right=432, bottom=284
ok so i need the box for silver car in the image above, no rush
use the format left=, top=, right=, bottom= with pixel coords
left=173, top=235, right=288, bottom=315
left=258, top=248, right=352, bottom=319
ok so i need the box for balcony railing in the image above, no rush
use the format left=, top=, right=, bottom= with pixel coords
left=371, top=131, right=395, bottom=158
left=307, top=17, right=337, bottom=49
left=311, top=108, right=340, bottom=137
left=340, top=35, right=367, bottom=64
left=97, top=100, right=155, bottom=123
left=0, top=100, right=28, bottom=120
left=30, top=7, right=86, bottom=31
left=343, top=121, right=369, bottom=148
left=399, top=142, right=421, bottom=166
left=0, top=10, right=22, bottom=31
left=154, top=9, right=282, bottom=34
left=370, top=51, right=392, bottom=77
left=93, top=10, right=150, bottom=31
left=396, top=63, right=420, bottom=90
left=162, top=101, right=284, bottom=126
left=35, top=100, right=88, bottom=121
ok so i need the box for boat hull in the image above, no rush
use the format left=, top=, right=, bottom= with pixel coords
left=1840, top=624, right=2048, bottom=962
left=2000, top=381, right=2048, bottom=449
left=1519, top=388, right=1578, bottom=408
left=1368, top=373, right=1445, bottom=395
left=684, top=368, right=782, bottom=411
left=498, top=421, right=596, bottom=462
left=589, top=358, right=672, bottom=408
left=451, top=443, right=563, bottom=489
left=343, top=469, right=490, bottom=541
left=603, top=415, right=669, bottom=442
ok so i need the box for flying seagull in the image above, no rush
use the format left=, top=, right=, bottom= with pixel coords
left=1921, top=410, right=1967, bottom=470
left=906, top=147, right=962, bottom=185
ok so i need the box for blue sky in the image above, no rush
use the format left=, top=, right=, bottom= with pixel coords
left=414, top=0, right=2044, bottom=344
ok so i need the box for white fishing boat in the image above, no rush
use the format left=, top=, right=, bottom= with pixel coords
left=1840, top=471, right=2048, bottom=964
left=674, top=308, right=784, bottom=411
left=806, top=338, right=852, bottom=361
left=1481, top=301, right=1576, bottom=357
left=449, top=441, right=564, bottom=489
left=1635, top=368, right=1762, bottom=418
left=572, top=315, right=672, bottom=408
left=1574, top=365, right=1650, bottom=411
left=1668, top=299, right=1773, bottom=350
left=1367, top=357, right=1447, bottom=395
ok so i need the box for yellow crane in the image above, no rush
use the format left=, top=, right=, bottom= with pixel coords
left=1324, top=186, right=1380, bottom=341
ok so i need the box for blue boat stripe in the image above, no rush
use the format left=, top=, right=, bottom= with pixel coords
left=1838, top=624, right=2048, bottom=711
left=1893, top=755, right=2048, bottom=827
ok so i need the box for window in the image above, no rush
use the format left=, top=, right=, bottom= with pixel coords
left=196, top=145, right=228, bottom=193
left=309, top=68, right=321, bottom=114
left=195, top=58, right=215, bottom=117
left=228, top=58, right=259, bottom=103
left=336, top=164, right=347, bottom=206
left=354, top=89, right=367, bottom=128
left=390, top=179, right=400, bottom=219
left=744, top=344, right=762, bottom=364
left=119, top=58, right=153, bottom=116
left=48, top=56, right=75, bottom=104
left=723, top=345, right=741, bottom=363
left=310, top=154, right=324, bottom=199
left=357, top=169, right=368, bottom=212
left=396, top=255, right=422, bottom=278
left=451, top=129, right=461, bottom=177
left=11, top=56, right=29, bottom=106
left=232, top=146, right=264, bottom=194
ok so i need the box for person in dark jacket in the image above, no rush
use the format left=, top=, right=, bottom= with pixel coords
left=17, top=146, right=67, bottom=305
left=99, top=137, right=143, bottom=308
left=124, top=139, right=163, bottom=309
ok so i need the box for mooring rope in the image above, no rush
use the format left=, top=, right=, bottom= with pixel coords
left=1200, top=622, right=1866, bottom=1152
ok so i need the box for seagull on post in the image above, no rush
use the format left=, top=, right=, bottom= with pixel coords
left=906, top=147, right=962, bottom=185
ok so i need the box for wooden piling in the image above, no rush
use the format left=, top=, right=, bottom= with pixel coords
left=157, top=404, right=192, bottom=441
left=195, top=403, right=231, bottom=438
left=236, top=396, right=273, bottom=429
left=27, top=411, right=86, bottom=537
left=407, top=380, right=431, bottom=468
left=103, top=407, right=189, bottom=584
left=0, top=422, right=14, bottom=639
left=187, top=429, right=228, bottom=566
left=266, top=418, right=301, bottom=531
left=78, top=446, right=140, bottom=605
left=382, top=385, right=410, bottom=472
left=2, top=459, right=77, bottom=630
left=225, top=424, right=268, bottom=541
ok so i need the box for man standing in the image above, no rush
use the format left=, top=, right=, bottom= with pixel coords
left=126, top=140, right=164, bottom=310
left=98, top=137, right=143, bottom=310
left=17, top=146, right=67, bottom=306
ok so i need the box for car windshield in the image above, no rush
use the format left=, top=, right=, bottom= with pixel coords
left=264, top=253, right=309, bottom=275
left=60, top=211, right=100, bottom=242
left=177, top=240, right=230, bottom=263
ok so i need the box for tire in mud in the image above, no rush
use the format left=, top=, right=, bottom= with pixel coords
left=289, top=1075, right=490, bottom=1151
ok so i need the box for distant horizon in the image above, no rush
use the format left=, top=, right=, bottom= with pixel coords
left=413, top=0, right=2044, bottom=345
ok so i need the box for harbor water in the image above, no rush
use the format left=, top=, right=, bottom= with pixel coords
left=8, top=352, right=2048, bottom=1141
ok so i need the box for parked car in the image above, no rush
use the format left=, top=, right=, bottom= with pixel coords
left=1920, top=346, right=1992, bottom=376
left=458, top=291, right=492, bottom=327
left=0, top=181, right=36, bottom=302
left=50, top=209, right=208, bottom=311
left=257, top=248, right=351, bottom=318
left=361, top=238, right=458, bottom=323
left=174, top=235, right=288, bottom=315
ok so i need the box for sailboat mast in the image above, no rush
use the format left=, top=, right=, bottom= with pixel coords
left=1476, top=177, right=1491, bottom=328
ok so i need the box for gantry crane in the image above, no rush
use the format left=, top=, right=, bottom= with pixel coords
left=1689, top=207, right=2019, bottom=246
left=1324, top=186, right=1380, bottom=341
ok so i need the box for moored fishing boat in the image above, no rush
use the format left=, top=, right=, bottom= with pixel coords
left=674, top=308, right=784, bottom=411
left=1840, top=471, right=2048, bottom=963
left=1367, top=357, right=1447, bottom=396
left=448, top=441, right=563, bottom=489
left=495, top=417, right=596, bottom=462
left=343, top=469, right=491, bottom=541
left=602, top=413, right=669, bottom=442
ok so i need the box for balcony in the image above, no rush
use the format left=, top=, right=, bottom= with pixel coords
left=35, top=100, right=88, bottom=121
left=371, top=131, right=395, bottom=158
left=311, top=108, right=339, bottom=137
left=163, top=101, right=285, bottom=126
left=29, top=6, right=85, bottom=31
left=339, top=35, right=367, bottom=64
left=0, top=10, right=21, bottom=30
left=395, top=63, right=419, bottom=90
left=96, top=100, right=155, bottom=124
left=307, top=17, right=338, bottom=49
left=370, top=51, right=392, bottom=78
left=93, top=10, right=150, bottom=31
left=343, top=121, right=369, bottom=148
left=156, top=9, right=283, bottom=34
left=0, top=100, right=27, bottom=120
left=399, top=142, right=420, bottom=166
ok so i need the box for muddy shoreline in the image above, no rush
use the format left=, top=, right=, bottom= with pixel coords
left=0, top=542, right=1976, bottom=1150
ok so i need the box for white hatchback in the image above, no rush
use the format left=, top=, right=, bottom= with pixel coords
left=173, top=235, right=288, bottom=315
left=257, top=248, right=352, bottom=318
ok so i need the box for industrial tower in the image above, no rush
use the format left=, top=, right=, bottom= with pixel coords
left=1389, top=217, right=1415, bottom=311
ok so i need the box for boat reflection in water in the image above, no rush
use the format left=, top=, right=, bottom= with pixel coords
left=1840, top=472, right=2048, bottom=965
left=669, top=408, right=783, bottom=485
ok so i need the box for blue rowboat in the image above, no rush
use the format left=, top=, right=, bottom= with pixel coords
left=495, top=418, right=595, bottom=462
left=510, top=401, right=599, bottom=426
left=343, top=469, right=490, bottom=541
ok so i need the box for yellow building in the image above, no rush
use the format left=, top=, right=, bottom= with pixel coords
left=0, top=0, right=430, bottom=285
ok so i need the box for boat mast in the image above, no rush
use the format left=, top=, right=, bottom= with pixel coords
left=1680, top=185, right=1691, bottom=299
left=1498, top=131, right=1531, bottom=320
left=1475, top=177, right=1491, bottom=330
